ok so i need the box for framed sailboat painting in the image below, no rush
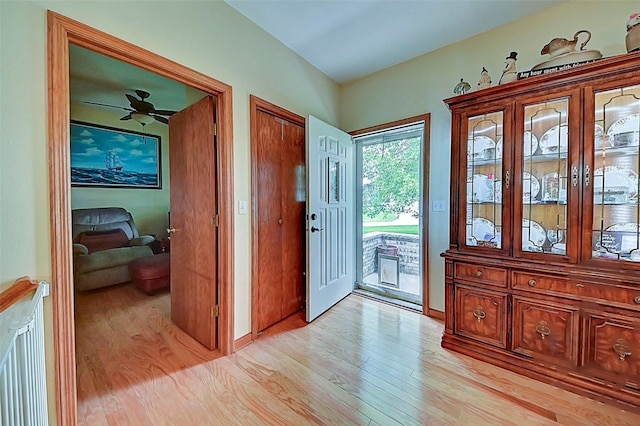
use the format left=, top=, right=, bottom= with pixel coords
left=70, top=121, right=162, bottom=189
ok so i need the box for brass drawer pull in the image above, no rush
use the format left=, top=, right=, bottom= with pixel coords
left=536, top=320, right=551, bottom=340
left=472, top=306, right=486, bottom=322
left=475, top=270, right=484, bottom=278
left=635, top=296, right=640, bottom=304
left=613, top=338, right=632, bottom=361
left=576, top=283, right=585, bottom=288
left=528, top=279, right=537, bottom=287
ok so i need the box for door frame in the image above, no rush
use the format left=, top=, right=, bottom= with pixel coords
left=350, top=114, right=431, bottom=316
left=48, top=11, right=235, bottom=425
left=249, top=95, right=305, bottom=340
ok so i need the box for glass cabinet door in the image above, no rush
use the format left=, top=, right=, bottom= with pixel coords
left=464, top=111, right=505, bottom=250
left=591, top=83, right=640, bottom=263
left=519, top=97, right=572, bottom=257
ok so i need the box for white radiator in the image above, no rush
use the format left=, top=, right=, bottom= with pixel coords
left=0, top=281, right=50, bottom=426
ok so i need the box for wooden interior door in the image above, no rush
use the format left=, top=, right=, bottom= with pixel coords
left=169, top=96, right=218, bottom=349
left=255, top=109, right=305, bottom=332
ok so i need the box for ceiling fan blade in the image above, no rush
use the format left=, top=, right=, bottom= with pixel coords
left=81, top=101, right=133, bottom=112
left=151, top=109, right=177, bottom=116
left=125, top=93, right=147, bottom=111
left=120, top=114, right=132, bottom=121
left=151, top=115, right=169, bottom=125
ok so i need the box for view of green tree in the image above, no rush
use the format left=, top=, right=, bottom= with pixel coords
left=362, top=137, right=420, bottom=218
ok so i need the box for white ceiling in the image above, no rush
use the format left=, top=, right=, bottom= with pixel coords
left=225, top=0, right=566, bottom=83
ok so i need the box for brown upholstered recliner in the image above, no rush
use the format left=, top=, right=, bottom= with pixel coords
left=72, top=207, right=154, bottom=291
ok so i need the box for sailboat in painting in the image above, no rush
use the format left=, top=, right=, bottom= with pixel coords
left=105, top=149, right=123, bottom=171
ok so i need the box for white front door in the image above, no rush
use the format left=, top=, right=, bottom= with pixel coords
left=306, top=115, right=355, bottom=322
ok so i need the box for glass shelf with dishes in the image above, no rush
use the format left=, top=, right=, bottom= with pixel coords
left=591, top=84, right=640, bottom=262
left=465, top=111, right=503, bottom=249
left=520, top=99, right=570, bottom=255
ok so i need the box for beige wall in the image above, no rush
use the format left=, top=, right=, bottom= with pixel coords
left=340, top=0, right=636, bottom=312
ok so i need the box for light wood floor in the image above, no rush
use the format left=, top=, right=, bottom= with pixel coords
left=75, top=283, right=640, bottom=425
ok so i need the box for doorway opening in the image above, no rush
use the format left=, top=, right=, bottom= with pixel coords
left=48, top=12, right=235, bottom=424
left=353, top=117, right=429, bottom=311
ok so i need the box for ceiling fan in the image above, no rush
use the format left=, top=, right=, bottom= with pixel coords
left=82, top=89, right=177, bottom=128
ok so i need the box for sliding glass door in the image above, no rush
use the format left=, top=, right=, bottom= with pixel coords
left=354, top=122, right=425, bottom=307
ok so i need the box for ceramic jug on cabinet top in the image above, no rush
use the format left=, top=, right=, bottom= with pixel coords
left=541, top=30, right=591, bottom=57
left=626, top=13, right=640, bottom=53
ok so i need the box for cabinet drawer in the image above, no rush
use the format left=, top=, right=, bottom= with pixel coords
left=454, top=263, right=507, bottom=288
left=512, top=271, right=640, bottom=310
left=454, top=285, right=508, bottom=348
left=512, top=296, right=579, bottom=366
left=583, top=310, right=640, bottom=388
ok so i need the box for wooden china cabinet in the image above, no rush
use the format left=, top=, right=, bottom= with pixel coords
left=442, top=53, right=640, bottom=411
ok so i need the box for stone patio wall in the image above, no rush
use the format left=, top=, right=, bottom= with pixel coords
left=362, top=232, right=420, bottom=276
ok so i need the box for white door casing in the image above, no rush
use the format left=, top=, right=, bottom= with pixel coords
left=306, top=115, right=355, bottom=322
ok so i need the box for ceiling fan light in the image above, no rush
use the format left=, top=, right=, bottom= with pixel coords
left=131, top=112, right=155, bottom=125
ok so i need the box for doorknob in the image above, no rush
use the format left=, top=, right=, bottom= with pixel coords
left=311, top=226, right=323, bottom=233
left=167, top=227, right=177, bottom=234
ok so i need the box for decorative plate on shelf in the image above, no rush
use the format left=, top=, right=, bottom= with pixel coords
left=467, top=174, right=493, bottom=203
left=494, top=180, right=502, bottom=204
left=593, top=166, right=638, bottom=203
left=606, top=113, right=640, bottom=148
left=522, top=219, right=546, bottom=251
left=540, top=172, right=560, bottom=202
left=496, top=131, right=538, bottom=159
left=539, top=124, right=568, bottom=155
left=523, top=171, right=540, bottom=203
left=594, top=124, right=607, bottom=150
left=467, top=135, right=496, bottom=161
left=551, top=243, right=566, bottom=255
left=606, top=222, right=640, bottom=232
left=604, top=223, right=640, bottom=254
left=467, top=217, right=496, bottom=246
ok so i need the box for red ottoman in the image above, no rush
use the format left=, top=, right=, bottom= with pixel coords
left=128, top=253, right=170, bottom=295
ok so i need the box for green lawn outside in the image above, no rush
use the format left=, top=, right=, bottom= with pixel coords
left=362, top=212, right=397, bottom=223
left=363, top=225, right=419, bottom=235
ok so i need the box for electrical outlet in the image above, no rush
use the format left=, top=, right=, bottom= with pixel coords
left=432, top=200, right=447, bottom=212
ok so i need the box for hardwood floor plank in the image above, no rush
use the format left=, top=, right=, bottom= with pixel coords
left=257, top=327, right=405, bottom=425
left=228, top=352, right=323, bottom=423
left=208, top=356, right=316, bottom=426
left=307, top=299, right=557, bottom=424
left=416, top=344, right=633, bottom=424
left=242, top=340, right=377, bottom=425
left=75, top=288, right=640, bottom=425
left=260, top=323, right=459, bottom=424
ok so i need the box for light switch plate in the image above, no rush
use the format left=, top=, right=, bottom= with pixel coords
left=238, top=200, right=248, bottom=215
left=432, top=200, right=447, bottom=212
